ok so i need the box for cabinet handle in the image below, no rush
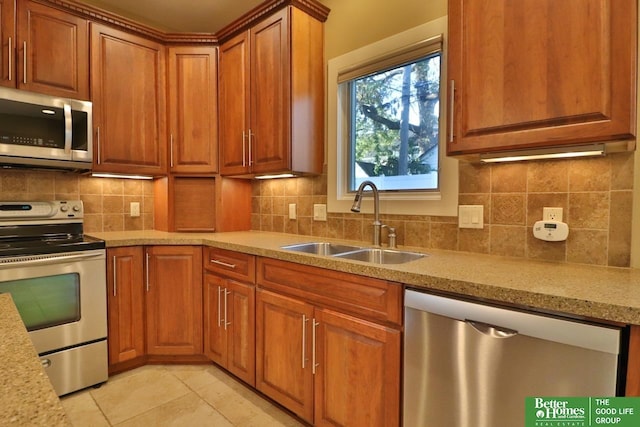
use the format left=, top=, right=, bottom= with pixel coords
left=242, top=131, right=246, bottom=167
left=448, top=79, right=455, bottom=143
left=210, top=259, right=236, bottom=269
left=248, top=130, right=253, bottom=166
left=217, top=286, right=223, bottom=327
left=170, top=134, right=174, bottom=168
left=7, top=37, right=11, bottom=82
left=312, top=319, right=319, bottom=375
left=22, top=41, right=26, bottom=84
left=145, top=252, right=150, bottom=292
left=302, top=314, right=308, bottom=369
left=96, top=127, right=101, bottom=165
left=224, top=289, right=231, bottom=330
left=112, top=256, right=117, bottom=297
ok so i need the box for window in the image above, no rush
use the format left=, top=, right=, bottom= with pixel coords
left=347, top=52, right=441, bottom=192
left=327, top=16, right=458, bottom=216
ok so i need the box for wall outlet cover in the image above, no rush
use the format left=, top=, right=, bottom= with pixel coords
left=313, top=204, right=327, bottom=221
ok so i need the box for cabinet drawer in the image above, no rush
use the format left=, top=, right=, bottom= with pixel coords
left=205, top=247, right=256, bottom=283
left=257, top=257, right=402, bottom=326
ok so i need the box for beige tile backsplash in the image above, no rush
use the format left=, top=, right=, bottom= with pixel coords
left=0, top=169, right=154, bottom=233
left=252, top=152, right=635, bottom=268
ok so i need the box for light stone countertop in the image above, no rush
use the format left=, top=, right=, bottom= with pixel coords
left=88, top=230, right=640, bottom=325
left=0, top=294, right=70, bottom=426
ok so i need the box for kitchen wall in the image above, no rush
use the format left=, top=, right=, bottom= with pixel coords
left=251, top=0, right=637, bottom=268
left=0, top=169, right=154, bottom=233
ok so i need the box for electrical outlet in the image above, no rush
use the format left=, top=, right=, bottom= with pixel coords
left=130, top=202, right=140, bottom=217
left=543, top=207, right=563, bottom=222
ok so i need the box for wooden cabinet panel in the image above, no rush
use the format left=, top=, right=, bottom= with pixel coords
left=205, top=247, right=255, bottom=282
left=448, top=0, right=636, bottom=155
left=314, top=308, right=400, bottom=427
left=145, top=246, right=202, bottom=355
left=0, top=0, right=14, bottom=88
left=106, top=247, right=145, bottom=368
left=91, top=23, right=166, bottom=175
left=219, top=6, right=324, bottom=176
left=256, top=288, right=314, bottom=422
left=18, top=0, right=89, bottom=99
left=172, top=176, right=216, bottom=232
left=219, top=30, right=250, bottom=175
left=168, top=46, right=218, bottom=173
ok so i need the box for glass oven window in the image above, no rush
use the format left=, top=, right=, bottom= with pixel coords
left=0, top=273, right=80, bottom=331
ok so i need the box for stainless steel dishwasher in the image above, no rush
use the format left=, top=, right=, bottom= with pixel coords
left=404, top=289, right=625, bottom=427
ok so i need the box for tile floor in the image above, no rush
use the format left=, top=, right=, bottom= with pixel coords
left=61, top=364, right=306, bottom=427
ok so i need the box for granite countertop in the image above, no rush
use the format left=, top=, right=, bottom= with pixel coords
left=0, top=294, right=70, bottom=426
left=88, top=230, right=640, bottom=325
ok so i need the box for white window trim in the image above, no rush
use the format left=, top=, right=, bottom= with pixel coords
left=327, top=16, right=458, bottom=216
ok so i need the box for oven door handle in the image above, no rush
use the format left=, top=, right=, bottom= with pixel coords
left=0, top=251, right=104, bottom=267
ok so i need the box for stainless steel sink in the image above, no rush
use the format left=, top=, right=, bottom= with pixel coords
left=281, top=242, right=363, bottom=256
left=333, top=248, right=425, bottom=264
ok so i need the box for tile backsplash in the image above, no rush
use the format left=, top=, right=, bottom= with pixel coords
left=0, top=169, right=154, bottom=233
left=251, top=152, right=635, bottom=267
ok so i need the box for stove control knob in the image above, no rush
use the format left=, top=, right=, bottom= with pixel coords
left=60, top=205, right=69, bottom=212
left=72, top=205, right=81, bottom=212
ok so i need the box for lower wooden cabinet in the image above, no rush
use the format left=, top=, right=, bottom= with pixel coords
left=256, top=258, right=402, bottom=426
left=204, top=273, right=255, bottom=385
left=145, top=246, right=203, bottom=355
left=107, top=246, right=145, bottom=371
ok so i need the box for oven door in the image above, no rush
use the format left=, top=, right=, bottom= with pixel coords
left=0, top=249, right=106, bottom=354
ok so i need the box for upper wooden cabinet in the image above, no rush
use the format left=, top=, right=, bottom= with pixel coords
left=91, top=23, right=167, bottom=175
left=447, top=0, right=637, bottom=156
left=0, top=0, right=89, bottom=99
left=168, top=46, right=218, bottom=174
left=219, top=6, right=324, bottom=176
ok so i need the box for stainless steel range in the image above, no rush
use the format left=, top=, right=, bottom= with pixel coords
left=0, top=200, right=107, bottom=396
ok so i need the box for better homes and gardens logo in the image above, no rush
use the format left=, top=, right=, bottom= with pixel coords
left=526, top=397, right=640, bottom=427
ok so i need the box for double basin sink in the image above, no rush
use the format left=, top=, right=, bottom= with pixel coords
left=281, top=242, right=425, bottom=265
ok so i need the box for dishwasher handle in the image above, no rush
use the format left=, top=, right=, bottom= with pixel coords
left=465, top=319, right=518, bottom=338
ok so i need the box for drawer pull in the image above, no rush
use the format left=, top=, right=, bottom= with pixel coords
left=210, top=259, right=236, bottom=269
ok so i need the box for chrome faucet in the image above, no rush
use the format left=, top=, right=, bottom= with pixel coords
left=351, top=180, right=384, bottom=246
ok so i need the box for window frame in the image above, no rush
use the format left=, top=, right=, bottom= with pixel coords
left=327, top=16, right=458, bottom=216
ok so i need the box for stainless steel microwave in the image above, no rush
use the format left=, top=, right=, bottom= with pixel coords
left=0, top=87, right=92, bottom=171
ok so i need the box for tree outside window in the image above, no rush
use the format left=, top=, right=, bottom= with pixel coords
left=349, top=53, right=441, bottom=192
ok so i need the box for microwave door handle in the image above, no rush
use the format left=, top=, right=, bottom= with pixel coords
left=63, top=103, right=72, bottom=155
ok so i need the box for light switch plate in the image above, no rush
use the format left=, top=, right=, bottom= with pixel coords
left=130, top=202, right=140, bottom=217
left=458, top=205, right=483, bottom=229
left=313, top=204, right=327, bottom=221
left=289, top=203, right=297, bottom=220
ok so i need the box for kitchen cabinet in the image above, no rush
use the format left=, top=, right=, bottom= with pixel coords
left=447, top=0, right=637, bottom=156
left=106, top=247, right=145, bottom=374
left=167, top=46, right=218, bottom=174
left=218, top=6, right=324, bottom=176
left=91, top=23, right=167, bottom=175
left=256, top=257, right=401, bottom=426
left=203, top=247, right=256, bottom=385
left=145, top=246, right=203, bottom=355
left=0, top=0, right=89, bottom=99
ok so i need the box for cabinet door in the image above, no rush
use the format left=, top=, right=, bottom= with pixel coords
left=314, top=308, right=401, bottom=427
left=107, top=247, right=145, bottom=367
left=17, top=0, right=89, bottom=99
left=203, top=272, right=227, bottom=366
left=91, top=23, right=166, bottom=175
left=219, top=30, right=250, bottom=175
left=448, top=0, right=636, bottom=155
left=168, top=46, right=218, bottom=174
left=249, top=8, right=290, bottom=174
left=256, top=288, right=314, bottom=423
left=0, top=0, right=15, bottom=88
left=226, top=279, right=255, bottom=386
left=145, top=246, right=202, bottom=355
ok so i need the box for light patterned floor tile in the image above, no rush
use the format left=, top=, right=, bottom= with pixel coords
left=61, top=391, right=110, bottom=427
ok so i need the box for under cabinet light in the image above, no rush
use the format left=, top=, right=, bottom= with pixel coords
left=91, top=173, right=153, bottom=180
left=479, top=144, right=605, bottom=163
left=255, top=173, right=297, bottom=179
